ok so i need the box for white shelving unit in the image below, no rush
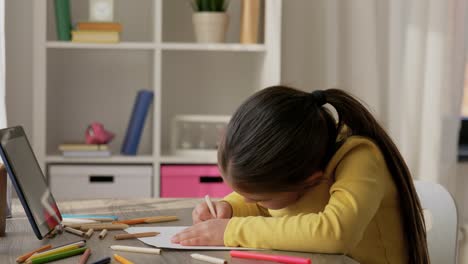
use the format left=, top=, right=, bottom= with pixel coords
left=32, top=0, right=282, bottom=197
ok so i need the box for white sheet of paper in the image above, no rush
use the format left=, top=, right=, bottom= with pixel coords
left=125, top=226, right=257, bottom=250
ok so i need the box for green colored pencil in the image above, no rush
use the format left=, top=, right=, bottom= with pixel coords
left=27, top=247, right=87, bottom=264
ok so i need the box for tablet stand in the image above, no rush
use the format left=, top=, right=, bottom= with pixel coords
left=0, top=164, right=6, bottom=236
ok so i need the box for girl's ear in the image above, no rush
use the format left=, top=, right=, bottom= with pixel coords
left=303, top=171, right=324, bottom=187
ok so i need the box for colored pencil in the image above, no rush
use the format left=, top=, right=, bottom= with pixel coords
left=79, top=223, right=129, bottom=231
left=64, top=226, right=85, bottom=237
left=90, top=257, right=111, bottom=264
left=110, top=245, right=161, bottom=255
left=62, top=214, right=118, bottom=221
left=26, top=240, right=86, bottom=262
left=78, top=248, right=91, bottom=264
left=61, top=218, right=98, bottom=224
left=205, top=195, right=217, bottom=218
left=85, top=228, right=94, bottom=239
left=99, top=229, right=108, bottom=240
left=114, top=254, right=134, bottom=264
left=191, top=253, right=227, bottom=264
left=230, top=250, right=311, bottom=264
left=26, top=247, right=87, bottom=264
left=144, top=216, right=178, bottom=224
left=16, top=244, right=52, bottom=263
left=114, top=232, right=159, bottom=240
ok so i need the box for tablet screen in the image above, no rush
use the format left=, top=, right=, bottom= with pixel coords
left=0, top=126, right=61, bottom=239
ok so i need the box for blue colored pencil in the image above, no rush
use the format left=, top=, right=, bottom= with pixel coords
left=62, top=214, right=118, bottom=220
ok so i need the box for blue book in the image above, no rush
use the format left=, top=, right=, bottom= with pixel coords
left=121, top=90, right=154, bottom=155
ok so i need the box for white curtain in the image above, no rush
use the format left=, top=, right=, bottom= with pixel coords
left=324, top=0, right=467, bottom=197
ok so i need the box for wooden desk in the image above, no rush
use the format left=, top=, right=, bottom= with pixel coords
left=1, top=198, right=358, bottom=264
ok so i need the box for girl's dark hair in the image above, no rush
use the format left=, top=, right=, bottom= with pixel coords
left=218, top=86, right=429, bottom=264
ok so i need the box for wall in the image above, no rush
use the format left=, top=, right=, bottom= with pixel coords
left=5, top=0, right=33, bottom=138
left=281, top=1, right=325, bottom=91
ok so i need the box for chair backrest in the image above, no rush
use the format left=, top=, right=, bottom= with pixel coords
left=414, top=180, right=458, bottom=263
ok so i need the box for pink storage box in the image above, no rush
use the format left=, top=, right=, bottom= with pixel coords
left=161, top=165, right=232, bottom=198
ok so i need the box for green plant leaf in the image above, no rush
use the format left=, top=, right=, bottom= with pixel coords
left=191, top=0, right=229, bottom=12
left=200, top=0, right=209, bottom=11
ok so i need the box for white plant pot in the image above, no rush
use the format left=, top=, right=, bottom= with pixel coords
left=192, top=12, right=229, bottom=43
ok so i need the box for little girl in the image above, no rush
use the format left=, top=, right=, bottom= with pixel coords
left=172, top=86, right=429, bottom=264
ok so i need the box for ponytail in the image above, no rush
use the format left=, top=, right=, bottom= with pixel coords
left=323, top=89, right=430, bottom=264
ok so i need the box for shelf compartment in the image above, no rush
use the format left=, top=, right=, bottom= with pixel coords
left=46, top=49, right=155, bottom=156
left=47, top=41, right=156, bottom=50
left=47, top=0, right=155, bottom=42
left=162, top=0, right=265, bottom=44
left=160, top=50, right=263, bottom=156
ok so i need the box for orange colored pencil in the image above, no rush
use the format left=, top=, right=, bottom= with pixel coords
left=144, top=216, right=178, bottom=223
left=16, top=244, right=52, bottom=263
left=113, top=217, right=147, bottom=225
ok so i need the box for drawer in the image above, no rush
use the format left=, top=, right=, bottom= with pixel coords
left=161, top=165, right=232, bottom=198
left=49, top=165, right=152, bottom=200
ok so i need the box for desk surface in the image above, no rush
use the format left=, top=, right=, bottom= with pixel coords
left=1, top=198, right=358, bottom=264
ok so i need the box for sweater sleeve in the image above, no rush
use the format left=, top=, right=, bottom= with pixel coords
left=223, top=192, right=270, bottom=217
left=223, top=143, right=387, bottom=253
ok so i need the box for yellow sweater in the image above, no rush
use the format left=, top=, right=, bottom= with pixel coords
left=223, top=136, right=408, bottom=264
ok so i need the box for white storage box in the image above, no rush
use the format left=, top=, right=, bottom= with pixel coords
left=49, top=165, right=152, bottom=200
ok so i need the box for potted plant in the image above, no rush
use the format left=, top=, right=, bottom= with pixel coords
left=190, top=0, right=230, bottom=43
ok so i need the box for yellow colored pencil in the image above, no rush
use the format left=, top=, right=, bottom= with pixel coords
left=114, top=254, right=134, bottom=264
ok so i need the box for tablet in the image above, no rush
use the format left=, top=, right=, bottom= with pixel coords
left=0, top=126, right=62, bottom=239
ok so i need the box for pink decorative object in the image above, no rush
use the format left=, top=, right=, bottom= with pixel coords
left=161, top=165, right=232, bottom=198
left=85, top=122, right=115, bottom=144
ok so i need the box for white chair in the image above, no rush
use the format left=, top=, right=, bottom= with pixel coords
left=414, top=180, right=458, bottom=263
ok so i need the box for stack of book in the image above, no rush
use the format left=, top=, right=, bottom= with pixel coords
left=71, top=22, right=122, bottom=43
left=59, top=143, right=111, bottom=157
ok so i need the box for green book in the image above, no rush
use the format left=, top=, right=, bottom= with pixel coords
left=54, top=0, right=72, bottom=41
left=29, top=247, right=87, bottom=264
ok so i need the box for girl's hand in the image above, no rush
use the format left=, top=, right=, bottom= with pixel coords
left=192, top=201, right=233, bottom=224
left=171, top=219, right=229, bottom=246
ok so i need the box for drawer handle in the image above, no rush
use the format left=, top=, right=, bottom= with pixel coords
left=199, top=176, right=223, bottom=183
left=89, top=175, right=114, bottom=183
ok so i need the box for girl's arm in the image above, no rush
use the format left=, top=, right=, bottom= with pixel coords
left=223, top=192, right=271, bottom=217
left=224, top=142, right=388, bottom=253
